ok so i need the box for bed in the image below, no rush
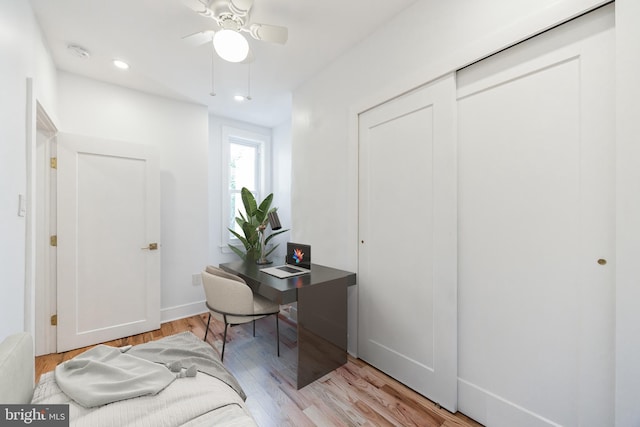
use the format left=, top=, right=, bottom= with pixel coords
left=0, top=331, right=257, bottom=426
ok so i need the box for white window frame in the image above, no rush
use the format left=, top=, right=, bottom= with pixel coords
left=221, top=126, right=271, bottom=251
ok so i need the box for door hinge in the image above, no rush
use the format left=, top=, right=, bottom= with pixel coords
left=50, top=235, right=57, bottom=246
left=50, top=157, right=57, bottom=169
left=50, top=314, right=57, bottom=326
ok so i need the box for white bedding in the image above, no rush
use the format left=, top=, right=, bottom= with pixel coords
left=28, top=332, right=258, bottom=427
left=54, top=344, right=177, bottom=407
left=33, top=370, right=256, bottom=427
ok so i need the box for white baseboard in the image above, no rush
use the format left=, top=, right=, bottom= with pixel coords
left=458, top=379, right=563, bottom=427
left=160, top=300, right=208, bottom=324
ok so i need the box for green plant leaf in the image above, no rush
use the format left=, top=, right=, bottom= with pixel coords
left=256, top=194, right=273, bottom=224
left=228, top=187, right=288, bottom=261
left=241, top=221, right=258, bottom=242
left=258, top=194, right=273, bottom=212
left=228, top=244, right=247, bottom=260
left=264, top=228, right=289, bottom=245
left=242, top=222, right=260, bottom=249
left=265, top=244, right=279, bottom=258
left=228, top=228, right=250, bottom=250
left=241, top=187, right=257, bottom=217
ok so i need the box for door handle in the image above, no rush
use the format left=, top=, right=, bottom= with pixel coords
left=141, top=243, right=158, bottom=250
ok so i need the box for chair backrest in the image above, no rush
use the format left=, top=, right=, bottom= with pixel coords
left=205, top=265, right=246, bottom=284
left=201, top=267, right=254, bottom=316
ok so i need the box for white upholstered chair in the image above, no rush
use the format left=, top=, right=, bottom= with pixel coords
left=201, top=265, right=280, bottom=361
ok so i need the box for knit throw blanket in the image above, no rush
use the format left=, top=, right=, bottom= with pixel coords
left=55, top=331, right=246, bottom=408
left=55, top=345, right=175, bottom=408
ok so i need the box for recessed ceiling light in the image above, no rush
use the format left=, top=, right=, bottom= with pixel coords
left=113, top=59, right=130, bottom=70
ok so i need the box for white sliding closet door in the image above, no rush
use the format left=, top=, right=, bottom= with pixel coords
left=457, top=5, right=614, bottom=426
left=358, top=74, right=457, bottom=411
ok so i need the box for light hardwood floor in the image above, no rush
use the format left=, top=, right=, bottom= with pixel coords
left=36, top=315, right=483, bottom=427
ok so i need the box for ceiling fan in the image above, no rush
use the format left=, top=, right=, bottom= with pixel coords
left=183, top=0, right=288, bottom=62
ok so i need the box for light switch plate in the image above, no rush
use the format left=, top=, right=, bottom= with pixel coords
left=17, top=194, right=26, bottom=217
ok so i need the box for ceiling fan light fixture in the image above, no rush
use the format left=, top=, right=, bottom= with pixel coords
left=213, top=30, right=249, bottom=63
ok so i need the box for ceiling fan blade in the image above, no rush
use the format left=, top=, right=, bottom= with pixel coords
left=229, top=0, right=254, bottom=16
left=181, top=0, right=214, bottom=17
left=182, top=30, right=215, bottom=47
left=248, top=23, right=288, bottom=44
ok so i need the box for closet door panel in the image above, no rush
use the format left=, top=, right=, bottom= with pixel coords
left=457, top=5, right=614, bottom=426
left=358, top=74, right=457, bottom=411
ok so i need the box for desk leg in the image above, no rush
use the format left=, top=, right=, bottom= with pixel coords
left=296, top=280, right=348, bottom=389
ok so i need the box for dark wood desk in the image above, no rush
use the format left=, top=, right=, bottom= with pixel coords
left=220, top=261, right=356, bottom=389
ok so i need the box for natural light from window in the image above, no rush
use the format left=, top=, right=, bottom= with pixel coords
left=229, top=139, right=260, bottom=238
left=221, top=125, right=270, bottom=251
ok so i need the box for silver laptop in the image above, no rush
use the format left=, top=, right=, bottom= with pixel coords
left=261, top=242, right=311, bottom=278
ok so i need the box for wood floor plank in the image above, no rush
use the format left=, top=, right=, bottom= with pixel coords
left=220, top=320, right=315, bottom=427
left=303, top=379, right=371, bottom=426
left=35, top=315, right=484, bottom=427
left=328, top=367, right=443, bottom=427
left=359, top=362, right=458, bottom=423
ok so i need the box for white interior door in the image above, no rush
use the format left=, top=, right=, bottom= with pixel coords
left=57, top=133, right=161, bottom=352
left=34, top=127, right=57, bottom=356
left=358, top=74, right=457, bottom=411
left=457, top=5, right=614, bottom=426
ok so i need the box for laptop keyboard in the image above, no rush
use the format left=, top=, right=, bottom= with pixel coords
left=278, top=266, right=302, bottom=273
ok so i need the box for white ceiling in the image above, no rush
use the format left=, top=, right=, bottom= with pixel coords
left=29, top=0, right=419, bottom=127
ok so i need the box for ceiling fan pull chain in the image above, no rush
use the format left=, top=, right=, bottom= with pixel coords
left=247, top=63, right=252, bottom=100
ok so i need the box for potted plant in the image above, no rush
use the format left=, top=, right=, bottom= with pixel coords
left=228, top=187, right=288, bottom=263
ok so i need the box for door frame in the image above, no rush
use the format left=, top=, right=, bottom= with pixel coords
left=26, top=78, right=59, bottom=356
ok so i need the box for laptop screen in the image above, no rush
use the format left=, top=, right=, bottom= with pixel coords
left=286, top=242, right=311, bottom=270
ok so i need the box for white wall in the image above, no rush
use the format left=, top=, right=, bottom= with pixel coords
left=615, top=1, right=640, bottom=425
left=0, top=0, right=57, bottom=341
left=57, top=72, right=209, bottom=322
left=292, top=0, right=640, bottom=425
left=272, top=120, right=292, bottom=260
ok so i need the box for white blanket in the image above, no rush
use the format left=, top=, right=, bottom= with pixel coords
left=33, top=332, right=257, bottom=427
left=33, top=371, right=257, bottom=427
left=55, top=345, right=176, bottom=408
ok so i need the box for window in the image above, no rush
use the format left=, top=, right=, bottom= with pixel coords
left=222, top=126, right=270, bottom=248
left=228, top=139, right=260, bottom=236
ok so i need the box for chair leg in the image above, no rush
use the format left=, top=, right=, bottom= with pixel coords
left=204, top=313, right=212, bottom=341
left=275, top=314, right=280, bottom=357
left=221, top=323, right=228, bottom=362
left=253, top=319, right=256, bottom=337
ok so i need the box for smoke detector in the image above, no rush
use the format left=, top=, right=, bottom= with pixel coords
left=67, top=44, right=91, bottom=59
